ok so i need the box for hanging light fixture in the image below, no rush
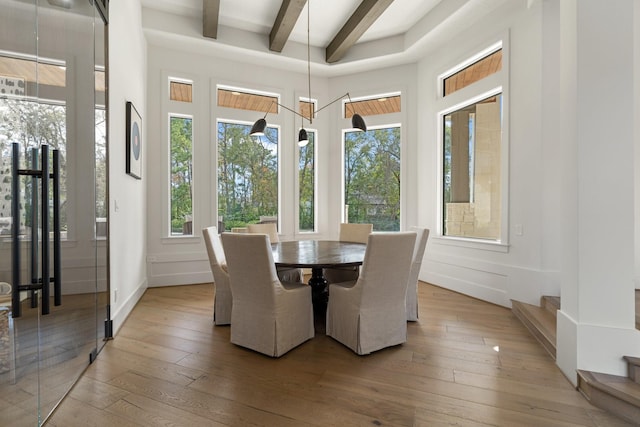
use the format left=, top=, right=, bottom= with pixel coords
left=250, top=0, right=366, bottom=144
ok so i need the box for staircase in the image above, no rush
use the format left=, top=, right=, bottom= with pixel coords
left=512, top=296, right=640, bottom=425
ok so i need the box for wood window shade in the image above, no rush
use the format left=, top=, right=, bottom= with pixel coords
left=444, top=49, right=502, bottom=96
left=95, top=70, right=105, bottom=94
left=344, top=95, right=401, bottom=118
left=299, top=100, right=314, bottom=120
left=217, top=88, right=278, bottom=114
left=170, top=81, right=192, bottom=103
left=0, top=55, right=65, bottom=87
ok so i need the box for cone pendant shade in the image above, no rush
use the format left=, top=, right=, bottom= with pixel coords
left=249, top=118, right=267, bottom=136
left=351, top=113, right=367, bottom=132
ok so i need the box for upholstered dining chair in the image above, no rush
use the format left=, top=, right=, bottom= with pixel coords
left=326, top=231, right=416, bottom=355
left=406, top=227, right=430, bottom=321
left=246, top=223, right=303, bottom=283
left=202, top=226, right=232, bottom=325
left=221, top=232, right=314, bottom=357
left=324, top=223, right=373, bottom=284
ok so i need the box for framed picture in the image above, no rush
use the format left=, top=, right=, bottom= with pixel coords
left=126, top=101, right=142, bottom=179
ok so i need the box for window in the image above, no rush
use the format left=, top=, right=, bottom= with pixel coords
left=443, top=95, right=502, bottom=240
left=217, top=86, right=277, bottom=113
left=170, top=81, right=192, bottom=103
left=344, top=126, right=401, bottom=231
left=0, top=53, right=69, bottom=238
left=439, top=42, right=505, bottom=243
left=217, top=121, right=279, bottom=230
left=444, top=49, right=502, bottom=96
left=344, top=94, right=401, bottom=118
left=169, top=116, right=193, bottom=235
left=299, top=129, right=315, bottom=232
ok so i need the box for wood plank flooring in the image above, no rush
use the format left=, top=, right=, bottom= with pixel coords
left=47, top=283, right=635, bottom=426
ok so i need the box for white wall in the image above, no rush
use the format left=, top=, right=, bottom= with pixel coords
left=108, top=0, right=148, bottom=334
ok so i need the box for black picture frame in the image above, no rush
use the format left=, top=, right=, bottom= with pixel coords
left=126, top=101, right=142, bottom=179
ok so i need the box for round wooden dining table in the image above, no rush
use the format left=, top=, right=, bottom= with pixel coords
left=271, top=240, right=366, bottom=313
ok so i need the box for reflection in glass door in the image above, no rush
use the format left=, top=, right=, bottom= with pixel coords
left=0, top=0, right=109, bottom=425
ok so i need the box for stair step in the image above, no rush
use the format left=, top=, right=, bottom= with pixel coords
left=578, top=369, right=640, bottom=425
left=625, top=356, right=640, bottom=384
left=541, top=295, right=560, bottom=317
left=511, top=300, right=556, bottom=359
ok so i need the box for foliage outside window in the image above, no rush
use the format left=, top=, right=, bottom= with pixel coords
left=443, top=94, right=502, bottom=240
left=344, top=126, right=400, bottom=231
left=170, top=116, right=193, bottom=235
left=95, top=108, right=107, bottom=237
left=217, top=121, right=278, bottom=230
left=0, top=99, right=68, bottom=236
left=299, top=130, right=315, bottom=232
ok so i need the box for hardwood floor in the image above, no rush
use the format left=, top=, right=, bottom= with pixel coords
left=47, top=283, right=634, bottom=426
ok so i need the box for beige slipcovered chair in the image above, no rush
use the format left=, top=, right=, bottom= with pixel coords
left=246, top=223, right=279, bottom=240
left=246, top=223, right=303, bottom=283
left=202, top=226, right=232, bottom=325
left=406, top=227, right=430, bottom=321
left=324, top=223, right=373, bottom=284
left=326, top=231, right=416, bottom=355
left=221, top=232, right=314, bottom=357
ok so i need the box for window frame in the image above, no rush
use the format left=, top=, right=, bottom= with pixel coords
left=435, top=38, right=510, bottom=252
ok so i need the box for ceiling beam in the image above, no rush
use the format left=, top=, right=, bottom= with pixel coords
left=269, top=0, right=307, bottom=52
left=326, top=0, right=394, bottom=63
left=203, top=0, right=220, bottom=39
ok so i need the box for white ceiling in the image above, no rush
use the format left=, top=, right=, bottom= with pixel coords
left=140, top=0, right=521, bottom=76
left=140, top=0, right=442, bottom=47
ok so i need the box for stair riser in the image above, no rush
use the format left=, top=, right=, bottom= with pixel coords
left=578, top=378, right=640, bottom=425
left=628, top=364, right=640, bottom=384
left=511, top=303, right=556, bottom=360
left=541, top=296, right=560, bottom=318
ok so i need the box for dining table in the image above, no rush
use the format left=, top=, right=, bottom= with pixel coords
left=271, top=240, right=366, bottom=314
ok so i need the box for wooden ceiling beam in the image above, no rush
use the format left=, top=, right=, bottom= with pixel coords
left=269, top=0, right=307, bottom=52
left=203, top=0, right=220, bottom=39
left=326, top=0, right=394, bottom=63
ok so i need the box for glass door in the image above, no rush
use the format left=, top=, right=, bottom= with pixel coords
left=0, top=0, right=109, bottom=425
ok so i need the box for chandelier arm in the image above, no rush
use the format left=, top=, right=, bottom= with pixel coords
left=314, top=92, right=350, bottom=115
left=276, top=101, right=311, bottom=121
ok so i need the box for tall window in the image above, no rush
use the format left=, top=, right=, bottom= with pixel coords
left=344, top=126, right=401, bottom=231
left=299, top=129, right=315, bottom=232
left=443, top=95, right=502, bottom=240
left=217, top=121, right=279, bottom=230
left=169, top=116, right=193, bottom=235
left=440, top=43, right=504, bottom=242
